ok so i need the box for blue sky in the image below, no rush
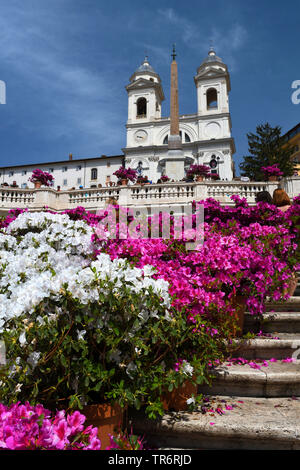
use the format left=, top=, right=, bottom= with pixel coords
left=0, top=0, right=299, bottom=174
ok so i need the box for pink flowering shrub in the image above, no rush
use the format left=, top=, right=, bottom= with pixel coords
left=0, top=402, right=101, bottom=450
left=261, top=164, right=283, bottom=178
left=113, top=166, right=137, bottom=182
left=187, top=164, right=210, bottom=178
left=95, top=196, right=299, bottom=318
left=160, top=175, right=170, bottom=182
left=29, top=169, right=54, bottom=187
left=106, top=429, right=147, bottom=450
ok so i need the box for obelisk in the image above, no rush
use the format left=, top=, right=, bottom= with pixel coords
left=165, top=45, right=185, bottom=181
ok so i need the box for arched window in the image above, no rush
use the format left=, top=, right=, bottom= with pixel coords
left=207, top=88, right=218, bottom=109
left=91, top=168, right=98, bottom=180
left=137, top=97, right=147, bottom=118
left=163, top=131, right=191, bottom=145
left=184, top=133, right=191, bottom=143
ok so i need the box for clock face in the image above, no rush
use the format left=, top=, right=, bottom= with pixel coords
left=134, top=130, right=148, bottom=143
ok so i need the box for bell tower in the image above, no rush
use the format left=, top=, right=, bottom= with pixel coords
left=125, top=57, right=165, bottom=149
left=193, top=47, right=234, bottom=180
left=194, top=47, right=231, bottom=116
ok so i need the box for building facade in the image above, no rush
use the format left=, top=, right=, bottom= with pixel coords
left=0, top=48, right=236, bottom=187
left=123, top=48, right=236, bottom=182
left=283, top=122, right=300, bottom=175
left=0, top=154, right=124, bottom=190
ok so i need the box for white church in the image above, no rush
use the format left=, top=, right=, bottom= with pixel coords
left=0, top=48, right=236, bottom=189
left=124, top=47, right=235, bottom=182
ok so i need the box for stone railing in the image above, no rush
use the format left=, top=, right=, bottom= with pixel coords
left=0, top=177, right=299, bottom=215
left=0, top=188, right=37, bottom=207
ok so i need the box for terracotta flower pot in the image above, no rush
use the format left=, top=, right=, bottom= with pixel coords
left=34, top=181, right=42, bottom=189
left=121, top=179, right=128, bottom=186
left=196, top=175, right=204, bottom=182
left=230, top=295, right=247, bottom=337
left=82, top=403, right=124, bottom=450
left=162, top=378, right=197, bottom=412
left=268, top=175, right=278, bottom=182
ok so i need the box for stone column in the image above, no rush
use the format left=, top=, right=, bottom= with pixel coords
left=170, top=58, right=180, bottom=138
left=165, top=46, right=185, bottom=181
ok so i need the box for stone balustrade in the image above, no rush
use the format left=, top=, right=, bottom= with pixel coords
left=0, top=177, right=299, bottom=215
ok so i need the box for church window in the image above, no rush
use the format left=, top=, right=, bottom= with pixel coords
left=163, top=131, right=191, bottom=145
left=137, top=97, right=147, bottom=118
left=63, top=179, right=67, bottom=186
left=91, top=168, right=98, bottom=180
left=207, top=88, right=218, bottom=109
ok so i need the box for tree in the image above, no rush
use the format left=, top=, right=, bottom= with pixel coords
left=239, top=123, right=296, bottom=181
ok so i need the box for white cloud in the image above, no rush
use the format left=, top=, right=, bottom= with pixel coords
left=157, top=8, right=247, bottom=71
left=0, top=1, right=123, bottom=151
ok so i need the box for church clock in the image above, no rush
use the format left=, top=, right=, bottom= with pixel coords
left=134, top=129, right=148, bottom=143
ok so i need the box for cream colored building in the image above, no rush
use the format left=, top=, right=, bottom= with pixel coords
left=0, top=154, right=124, bottom=190
left=283, top=122, right=300, bottom=175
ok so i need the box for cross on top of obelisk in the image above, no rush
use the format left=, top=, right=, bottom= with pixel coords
left=171, top=44, right=176, bottom=61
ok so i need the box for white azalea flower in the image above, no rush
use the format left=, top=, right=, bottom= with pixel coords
left=181, top=361, right=194, bottom=377
left=0, top=212, right=171, bottom=335
left=19, top=331, right=27, bottom=347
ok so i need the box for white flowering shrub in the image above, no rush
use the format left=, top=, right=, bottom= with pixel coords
left=0, top=212, right=217, bottom=418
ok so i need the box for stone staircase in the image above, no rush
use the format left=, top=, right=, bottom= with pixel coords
left=131, top=277, right=300, bottom=450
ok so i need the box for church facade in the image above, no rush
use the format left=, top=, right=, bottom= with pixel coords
left=123, top=47, right=236, bottom=182
left=0, top=48, right=236, bottom=189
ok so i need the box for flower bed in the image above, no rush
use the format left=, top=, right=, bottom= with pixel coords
left=0, top=212, right=223, bottom=419
left=0, top=195, right=298, bottom=420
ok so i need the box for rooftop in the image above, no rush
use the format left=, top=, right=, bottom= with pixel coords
left=201, top=47, right=224, bottom=65
left=136, top=56, right=156, bottom=74
left=0, top=154, right=124, bottom=170
left=283, top=122, right=300, bottom=141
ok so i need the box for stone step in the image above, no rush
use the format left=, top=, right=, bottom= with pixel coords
left=230, top=334, right=300, bottom=360
left=198, top=361, right=300, bottom=397
left=244, top=312, right=300, bottom=333
left=130, top=396, right=300, bottom=450
left=265, top=298, right=300, bottom=312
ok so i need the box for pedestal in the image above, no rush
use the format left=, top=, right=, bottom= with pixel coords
left=165, top=156, right=185, bottom=181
